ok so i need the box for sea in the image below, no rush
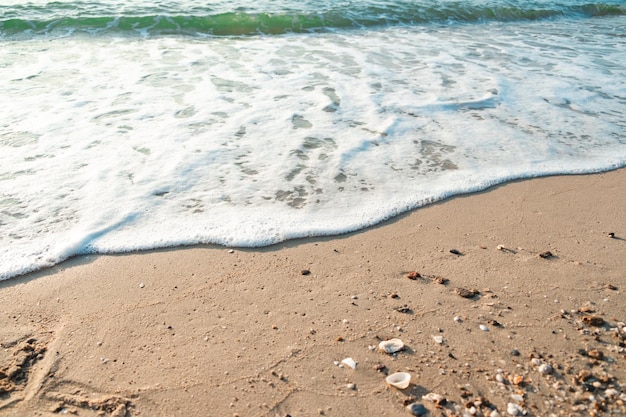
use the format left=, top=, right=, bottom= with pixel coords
left=1, top=0, right=625, bottom=281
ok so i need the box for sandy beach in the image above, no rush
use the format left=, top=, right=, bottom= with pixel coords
left=1, top=169, right=625, bottom=417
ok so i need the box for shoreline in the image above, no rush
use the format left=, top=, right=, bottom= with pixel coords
left=1, top=169, right=625, bottom=417
left=4, top=165, right=626, bottom=285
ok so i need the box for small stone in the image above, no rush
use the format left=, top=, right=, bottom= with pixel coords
left=395, top=305, right=413, bottom=314
left=433, top=335, right=443, bottom=344
left=301, top=269, right=311, bottom=276
left=456, top=288, right=479, bottom=299
left=604, top=283, right=618, bottom=290
left=538, top=251, right=554, bottom=259
left=479, top=324, right=489, bottom=332
left=228, top=249, right=234, bottom=253
left=538, top=364, right=553, bottom=375
left=434, top=276, right=448, bottom=285
left=347, top=383, right=356, bottom=390
left=450, top=249, right=462, bottom=255
left=374, top=363, right=387, bottom=373
left=510, top=349, right=520, bottom=356
left=581, top=316, right=605, bottom=327
left=507, top=403, right=525, bottom=416
left=608, top=232, right=615, bottom=238
left=406, top=271, right=421, bottom=280
left=406, top=403, right=428, bottom=416
left=402, top=396, right=418, bottom=406
left=490, top=411, right=502, bottom=417
left=587, top=349, right=604, bottom=360
left=139, top=282, right=145, bottom=288
left=576, top=369, right=592, bottom=382
left=454, top=316, right=463, bottom=323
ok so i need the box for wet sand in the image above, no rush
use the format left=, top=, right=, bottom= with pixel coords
left=1, top=169, right=625, bottom=417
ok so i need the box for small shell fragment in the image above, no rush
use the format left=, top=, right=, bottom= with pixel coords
left=422, top=392, right=446, bottom=405
left=386, top=372, right=411, bottom=389
left=432, top=335, right=443, bottom=344
left=341, top=357, right=356, bottom=369
left=378, top=338, right=405, bottom=354
left=479, top=324, right=489, bottom=332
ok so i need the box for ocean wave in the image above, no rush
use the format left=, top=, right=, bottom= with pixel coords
left=1, top=2, right=624, bottom=38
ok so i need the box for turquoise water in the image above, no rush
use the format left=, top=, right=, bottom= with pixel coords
left=1, top=0, right=625, bottom=280
left=2, top=1, right=625, bottom=37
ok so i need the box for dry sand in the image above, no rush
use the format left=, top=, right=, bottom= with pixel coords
left=1, top=169, right=625, bottom=417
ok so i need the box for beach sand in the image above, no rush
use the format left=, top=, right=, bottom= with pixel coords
left=1, top=169, right=625, bottom=417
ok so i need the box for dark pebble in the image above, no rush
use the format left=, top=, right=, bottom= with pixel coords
left=538, top=251, right=554, bottom=259
left=456, top=287, right=479, bottom=299
left=406, top=403, right=428, bottom=416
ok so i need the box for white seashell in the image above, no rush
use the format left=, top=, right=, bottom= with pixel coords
left=432, top=335, right=443, bottom=344
left=378, top=338, right=405, bottom=354
left=385, top=372, right=411, bottom=389
left=531, top=358, right=542, bottom=366
left=490, top=411, right=501, bottom=417
left=422, top=392, right=444, bottom=403
left=538, top=363, right=553, bottom=375
left=454, top=316, right=463, bottom=323
left=604, top=388, right=619, bottom=398
left=479, top=324, right=489, bottom=332
left=341, top=357, right=356, bottom=369
left=495, top=373, right=505, bottom=383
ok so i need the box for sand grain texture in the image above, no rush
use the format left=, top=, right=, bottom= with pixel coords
left=1, top=169, right=625, bottom=417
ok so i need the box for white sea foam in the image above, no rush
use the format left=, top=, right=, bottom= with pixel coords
left=1, top=18, right=625, bottom=280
